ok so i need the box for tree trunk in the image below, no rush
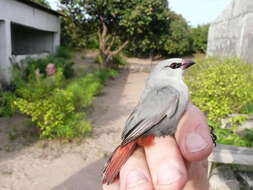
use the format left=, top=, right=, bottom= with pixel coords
left=98, top=18, right=128, bottom=68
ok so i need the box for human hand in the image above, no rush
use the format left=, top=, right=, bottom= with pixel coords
left=103, top=104, right=214, bottom=190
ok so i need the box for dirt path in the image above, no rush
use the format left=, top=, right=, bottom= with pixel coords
left=0, top=69, right=149, bottom=190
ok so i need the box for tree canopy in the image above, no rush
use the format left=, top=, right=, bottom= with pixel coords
left=190, top=24, right=210, bottom=53
left=60, top=0, right=207, bottom=62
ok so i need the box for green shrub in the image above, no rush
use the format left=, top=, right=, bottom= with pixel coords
left=185, top=57, right=253, bottom=122
left=95, top=68, right=118, bottom=84
left=86, top=34, right=99, bottom=49
left=55, top=46, right=73, bottom=59
left=66, top=68, right=118, bottom=109
left=185, top=57, right=253, bottom=147
left=66, top=74, right=103, bottom=108
left=15, top=70, right=65, bottom=101
left=95, top=54, right=126, bottom=68
left=95, top=55, right=104, bottom=65
left=111, top=54, right=127, bottom=66
left=15, top=53, right=74, bottom=81
left=0, top=91, right=16, bottom=117
left=14, top=89, right=91, bottom=139
left=13, top=69, right=92, bottom=139
left=11, top=59, right=116, bottom=139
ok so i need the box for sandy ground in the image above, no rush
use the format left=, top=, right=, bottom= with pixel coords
left=0, top=63, right=149, bottom=189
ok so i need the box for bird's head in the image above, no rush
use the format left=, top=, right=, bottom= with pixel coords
left=146, top=58, right=196, bottom=88
left=152, top=58, right=196, bottom=79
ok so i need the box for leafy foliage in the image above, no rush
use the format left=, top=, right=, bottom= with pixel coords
left=185, top=57, right=253, bottom=147
left=32, top=0, right=51, bottom=8
left=60, top=1, right=210, bottom=58
left=59, top=6, right=93, bottom=48
left=190, top=24, right=209, bottom=53
left=0, top=91, right=16, bottom=117
left=96, top=54, right=127, bottom=68
left=60, top=0, right=193, bottom=63
left=10, top=54, right=117, bottom=139
left=0, top=45, right=119, bottom=139
left=185, top=57, right=253, bottom=122
left=13, top=47, right=74, bottom=81
left=214, top=115, right=253, bottom=147
left=125, top=10, right=191, bottom=57
left=55, top=46, right=73, bottom=59
left=161, top=13, right=191, bottom=56
left=67, top=68, right=118, bottom=109
left=14, top=88, right=92, bottom=139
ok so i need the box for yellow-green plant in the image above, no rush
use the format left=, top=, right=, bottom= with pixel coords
left=185, top=57, right=253, bottom=122
left=14, top=89, right=91, bottom=139
left=0, top=91, right=16, bottom=117
left=66, top=68, right=118, bottom=109
left=185, top=57, right=253, bottom=147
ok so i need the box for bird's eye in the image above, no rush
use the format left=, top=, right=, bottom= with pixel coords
left=169, top=63, right=181, bottom=69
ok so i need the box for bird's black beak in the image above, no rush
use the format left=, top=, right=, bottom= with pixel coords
left=181, top=59, right=196, bottom=70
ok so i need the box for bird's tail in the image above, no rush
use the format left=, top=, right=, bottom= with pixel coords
left=102, top=141, right=137, bottom=185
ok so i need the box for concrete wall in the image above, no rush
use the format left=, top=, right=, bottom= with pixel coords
left=0, top=0, right=60, bottom=32
left=0, top=20, right=12, bottom=83
left=0, top=0, right=61, bottom=83
left=207, top=0, right=253, bottom=63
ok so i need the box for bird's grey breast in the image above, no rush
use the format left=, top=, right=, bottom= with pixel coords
left=146, top=81, right=189, bottom=137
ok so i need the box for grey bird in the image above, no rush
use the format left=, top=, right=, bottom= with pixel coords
left=102, top=58, right=196, bottom=185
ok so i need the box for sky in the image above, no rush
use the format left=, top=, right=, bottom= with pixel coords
left=169, top=0, right=231, bottom=26
left=48, top=0, right=232, bottom=26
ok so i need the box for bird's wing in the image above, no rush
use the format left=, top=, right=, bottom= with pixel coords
left=121, top=86, right=179, bottom=145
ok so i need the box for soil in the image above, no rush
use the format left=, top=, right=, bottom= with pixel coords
left=0, top=52, right=150, bottom=190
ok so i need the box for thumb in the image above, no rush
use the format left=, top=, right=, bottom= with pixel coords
left=175, top=104, right=213, bottom=161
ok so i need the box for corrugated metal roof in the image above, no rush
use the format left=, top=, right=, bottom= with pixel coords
left=15, top=0, right=63, bottom=16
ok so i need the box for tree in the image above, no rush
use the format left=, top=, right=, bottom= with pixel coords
left=161, top=12, right=191, bottom=56
left=59, top=7, right=89, bottom=48
left=32, top=0, right=51, bottom=8
left=125, top=10, right=191, bottom=57
left=190, top=24, right=210, bottom=53
left=60, top=0, right=174, bottom=66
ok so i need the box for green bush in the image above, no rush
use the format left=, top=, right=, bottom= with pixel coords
left=0, top=91, right=16, bottom=117
left=14, top=49, right=74, bottom=81
left=15, top=70, right=65, bottom=101
left=14, top=88, right=91, bottom=139
left=95, top=54, right=127, bottom=68
left=95, top=68, right=118, bottom=84
left=66, top=74, right=103, bottom=108
left=13, top=67, right=117, bottom=139
left=95, top=55, right=104, bottom=65
left=55, top=46, right=73, bottom=59
left=67, top=68, right=118, bottom=109
left=111, top=54, right=127, bottom=67
left=185, top=57, right=253, bottom=147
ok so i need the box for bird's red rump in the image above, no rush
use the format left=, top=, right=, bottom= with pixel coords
left=137, top=136, right=154, bottom=147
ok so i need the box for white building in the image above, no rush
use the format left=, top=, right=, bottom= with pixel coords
left=0, top=0, right=61, bottom=84
left=207, top=0, right=253, bottom=63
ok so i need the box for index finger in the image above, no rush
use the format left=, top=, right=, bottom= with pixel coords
left=175, top=104, right=214, bottom=161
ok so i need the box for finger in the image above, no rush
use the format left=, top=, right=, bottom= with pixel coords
left=183, top=160, right=209, bottom=190
left=175, top=104, right=213, bottom=161
left=103, top=179, right=120, bottom=190
left=144, top=136, right=188, bottom=190
left=120, top=147, right=153, bottom=190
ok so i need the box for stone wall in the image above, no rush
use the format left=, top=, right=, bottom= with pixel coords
left=207, top=0, right=253, bottom=63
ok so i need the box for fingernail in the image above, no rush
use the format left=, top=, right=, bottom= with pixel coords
left=126, top=170, right=148, bottom=188
left=186, top=133, right=208, bottom=152
left=157, top=163, right=182, bottom=185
